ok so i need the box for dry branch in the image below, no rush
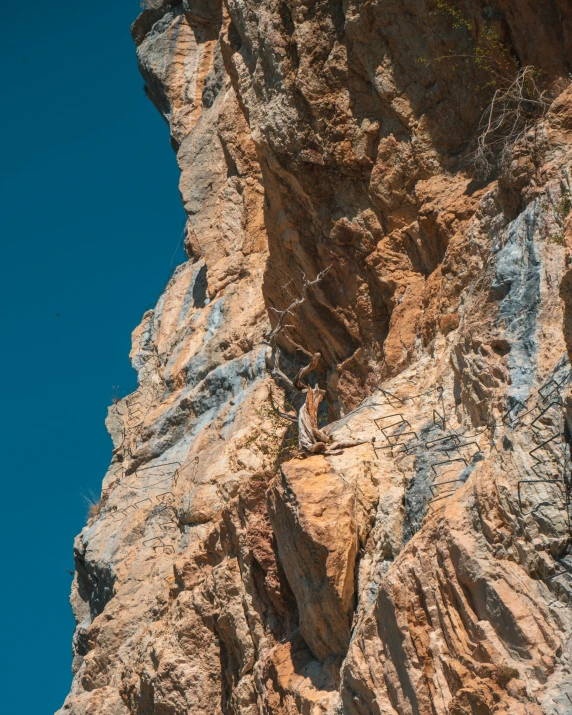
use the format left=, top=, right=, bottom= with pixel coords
left=298, top=386, right=331, bottom=453
left=267, top=266, right=330, bottom=344
left=470, top=66, right=550, bottom=178
left=294, top=351, right=321, bottom=389
left=268, top=386, right=297, bottom=424
left=270, top=382, right=370, bottom=455
left=270, top=349, right=298, bottom=393
left=265, top=265, right=364, bottom=455
left=265, top=269, right=329, bottom=453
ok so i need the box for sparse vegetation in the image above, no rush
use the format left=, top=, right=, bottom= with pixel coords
left=496, top=665, right=519, bottom=689
left=140, top=0, right=163, bottom=9
left=556, top=187, right=572, bottom=221
left=549, top=232, right=566, bottom=247
left=418, top=2, right=552, bottom=178
left=231, top=398, right=300, bottom=476
left=255, top=400, right=301, bottom=469
left=84, top=491, right=101, bottom=523
left=547, top=187, right=571, bottom=246
left=471, top=66, right=550, bottom=178
left=88, top=501, right=101, bottom=521
left=111, top=385, right=123, bottom=405
left=430, top=1, right=517, bottom=77
left=435, top=1, right=471, bottom=31
left=419, top=1, right=517, bottom=79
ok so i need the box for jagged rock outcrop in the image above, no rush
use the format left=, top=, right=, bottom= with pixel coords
left=59, top=2, right=572, bottom=714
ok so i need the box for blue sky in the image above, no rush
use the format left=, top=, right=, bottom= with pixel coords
left=0, top=2, right=186, bottom=711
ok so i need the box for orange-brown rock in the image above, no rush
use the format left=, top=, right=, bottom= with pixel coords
left=59, top=2, right=572, bottom=714
left=269, top=451, right=378, bottom=662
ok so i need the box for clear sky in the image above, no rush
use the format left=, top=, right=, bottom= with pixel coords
left=0, top=2, right=186, bottom=711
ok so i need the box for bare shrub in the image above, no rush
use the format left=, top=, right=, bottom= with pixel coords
left=111, top=385, right=123, bottom=405
left=265, top=267, right=370, bottom=455
left=83, top=491, right=101, bottom=523
left=470, top=66, right=550, bottom=178
left=422, top=5, right=554, bottom=179
left=140, top=0, right=163, bottom=9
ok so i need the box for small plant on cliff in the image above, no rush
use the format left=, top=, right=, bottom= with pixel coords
left=548, top=232, right=566, bottom=247
left=547, top=186, right=571, bottom=246
left=83, top=491, right=101, bottom=523
left=556, top=187, right=572, bottom=221
left=110, top=385, right=125, bottom=405
left=255, top=401, right=300, bottom=468
left=496, top=665, right=519, bottom=689
left=419, top=1, right=517, bottom=80
left=419, top=2, right=551, bottom=178
left=435, top=1, right=472, bottom=31
left=140, top=0, right=163, bottom=9
left=88, top=501, right=101, bottom=521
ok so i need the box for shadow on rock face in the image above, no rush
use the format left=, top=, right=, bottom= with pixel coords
left=193, top=263, right=208, bottom=308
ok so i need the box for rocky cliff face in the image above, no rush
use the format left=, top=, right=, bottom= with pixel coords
left=59, top=1, right=572, bottom=713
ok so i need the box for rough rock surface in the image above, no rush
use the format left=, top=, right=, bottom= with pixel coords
left=59, top=1, right=572, bottom=713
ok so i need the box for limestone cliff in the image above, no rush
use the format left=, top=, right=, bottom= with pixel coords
left=59, top=1, right=572, bottom=713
